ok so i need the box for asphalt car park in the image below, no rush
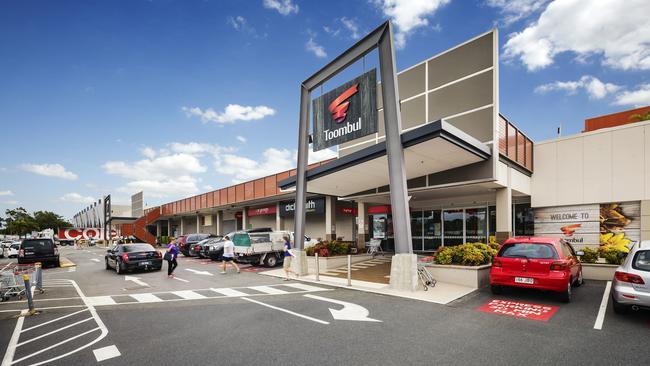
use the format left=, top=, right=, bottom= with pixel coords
left=1, top=246, right=649, bottom=365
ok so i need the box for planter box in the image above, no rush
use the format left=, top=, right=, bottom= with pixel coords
left=307, top=254, right=374, bottom=272
left=582, top=263, right=618, bottom=281
left=423, top=264, right=492, bottom=288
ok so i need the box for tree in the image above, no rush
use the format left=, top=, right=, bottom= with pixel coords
left=629, top=111, right=650, bottom=122
left=33, top=210, right=72, bottom=231
left=3, top=207, right=38, bottom=236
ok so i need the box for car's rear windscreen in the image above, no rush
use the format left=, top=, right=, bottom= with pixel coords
left=499, top=243, right=558, bottom=259
left=122, top=244, right=154, bottom=252
left=21, top=240, right=53, bottom=250
left=632, top=250, right=650, bottom=272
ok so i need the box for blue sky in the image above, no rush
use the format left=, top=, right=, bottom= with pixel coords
left=1, top=0, right=649, bottom=219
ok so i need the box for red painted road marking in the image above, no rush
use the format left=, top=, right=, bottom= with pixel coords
left=477, top=299, right=559, bottom=321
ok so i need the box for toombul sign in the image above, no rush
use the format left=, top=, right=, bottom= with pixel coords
left=312, top=69, right=378, bottom=151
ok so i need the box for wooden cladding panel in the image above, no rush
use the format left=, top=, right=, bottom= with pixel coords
left=227, top=187, right=236, bottom=203
left=235, top=184, right=245, bottom=202
left=254, top=179, right=265, bottom=199
left=244, top=182, right=254, bottom=200
left=264, top=176, right=276, bottom=196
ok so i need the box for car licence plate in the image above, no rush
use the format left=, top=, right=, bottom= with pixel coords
left=139, top=261, right=151, bottom=266
left=515, top=277, right=534, bottom=284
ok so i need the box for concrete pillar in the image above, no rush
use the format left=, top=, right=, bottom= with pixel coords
left=180, top=217, right=185, bottom=235
left=275, top=203, right=283, bottom=231
left=325, top=196, right=337, bottom=241
left=242, top=208, right=248, bottom=230
left=216, top=211, right=223, bottom=235
left=496, top=187, right=513, bottom=243
left=356, top=201, right=368, bottom=250
left=167, top=220, right=171, bottom=237
left=211, top=213, right=218, bottom=235
left=196, top=214, right=201, bottom=233
left=641, top=200, right=650, bottom=241
left=156, top=221, right=161, bottom=238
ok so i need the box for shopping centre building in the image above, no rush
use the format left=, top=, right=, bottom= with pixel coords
left=89, top=28, right=650, bottom=255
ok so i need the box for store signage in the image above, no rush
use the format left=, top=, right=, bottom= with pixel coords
left=339, top=207, right=358, bottom=215
left=477, top=299, right=559, bottom=321
left=368, top=205, right=391, bottom=214
left=247, top=206, right=277, bottom=217
left=279, top=197, right=325, bottom=217
left=58, top=227, right=115, bottom=240
left=534, top=202, right=640, bottom=247
left=312, top=69, right=378, bottom=151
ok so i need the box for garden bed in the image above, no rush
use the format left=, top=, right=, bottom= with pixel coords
left=581, top=263, right=618, bottom=281
left=307, top=254, right=374, bottom=272
left=422, top=263, right=491, bottom=288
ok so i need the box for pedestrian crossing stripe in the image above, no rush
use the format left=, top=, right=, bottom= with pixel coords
left=84, top=284, right=330, bottom=306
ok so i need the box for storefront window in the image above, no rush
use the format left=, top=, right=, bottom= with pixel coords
left=443, top=210, right=464, bottom=246
left=465, top=208, right=487, bottom=243
left=514, top=203, right=534, bottom=236
left=488, top=206, right=496, bottom=239
left=423, top=210, right=442, bottom=250
left=411, top=210, right=424, bottom=251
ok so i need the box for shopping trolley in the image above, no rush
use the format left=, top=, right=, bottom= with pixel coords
left=417, top=263, right=436, bottom=291
left=0, top=264, right=35, bottom=301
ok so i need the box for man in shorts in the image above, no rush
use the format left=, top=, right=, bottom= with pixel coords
left=282, top=235, right=297, bottom=281
left=221, top=235, right=240, bottom=274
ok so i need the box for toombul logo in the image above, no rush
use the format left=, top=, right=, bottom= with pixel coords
left=328, top=83, right=358, bottom=123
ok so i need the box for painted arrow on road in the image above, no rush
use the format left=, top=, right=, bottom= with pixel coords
left=124, top=276, right=149, bottom=287
left=185, top=268, right=213, bottom=276
left=304, top=294, right=382, bottom=322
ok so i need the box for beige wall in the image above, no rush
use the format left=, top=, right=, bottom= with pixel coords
left=532, top=121, right=650, bottom=207
left=335, top=214, right=355, bottom=241
left=282, top=214, right=325, bottom=241
left=249, top=215, right=276, bottom=230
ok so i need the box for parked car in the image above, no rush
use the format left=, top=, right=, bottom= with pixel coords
left=6, top=243, right=19, bottom=258
left=197, top=236, right=224, bottom=259
left=246, top=227, right=274, bottom=233
left=17, top=238, right=60, bottom=267
left=489, top=237, right=584, bottom=302
left=105, top=243, right=162, bottom=274
left=190, top=236, right=222, bottom=258
left=176, top=235, right=188, bottom=255
left=611, top=240, right=650, bottom=314
left=183, top=233, right=215, bottom=257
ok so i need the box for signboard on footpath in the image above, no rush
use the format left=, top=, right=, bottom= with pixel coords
left=312, top=69, right=378, bottom=151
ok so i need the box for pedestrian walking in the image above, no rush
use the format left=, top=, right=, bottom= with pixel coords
left=220, top=235, right=240, bottom=274
left=165, top=241, right=179, bottom=278
left=282, top=235, right=297, bottom=281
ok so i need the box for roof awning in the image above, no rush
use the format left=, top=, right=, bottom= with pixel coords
left=279, top=120, right=491, bottom=197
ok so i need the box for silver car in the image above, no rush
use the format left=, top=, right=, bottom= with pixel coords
left=612, top=240, right=650, bottom=313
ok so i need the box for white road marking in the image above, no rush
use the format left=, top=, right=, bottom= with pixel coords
left=21, top=308, right=90, bottom=332
left=304, top=294, right=381, bottom=322
left=1, top=316, right=23, bottom=366
left=282, top=283, right=327, bottom=292
left=249, top=285, right=289, bottom=295
left=11, top=327, right=101, bottom=365
left=210, top=287, right=249, bottom=297
left=93, top=345, right=121, bottom=362
left=185, top=268, right=213, bottom=276
left=90, top=258, right=100, bottom=262
left=17, top=317, right=94, bottom=347
left=594, top=281, right=612, bottom=330
left=124, top=275, right=149, bottom=287
left=173, top=277, right=190, bottom=283
left=172, top=290, right=206, bottom=300
left=242, top=297, right=329, bottom=325
left=130, top=293, right=162, bottom=303
left=86, top=296, right=117, bottom=306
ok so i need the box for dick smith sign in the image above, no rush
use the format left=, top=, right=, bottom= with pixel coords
left=312, top=69, right=378, bottom=151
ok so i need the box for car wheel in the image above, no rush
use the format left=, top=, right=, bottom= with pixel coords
left=490, top=285, right=502, bottom=295
left=264, top=254, right=278, bottom=268
left=573, top=270, right=584, bottom=287
left=612, top=296, right=629, bottom=314
left=560, top=281, right=572, bottom=303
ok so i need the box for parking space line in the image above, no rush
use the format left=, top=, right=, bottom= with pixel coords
left=282, top=283, right=328, bottom=292
left=17, top=317, right=94, bottom=347
left=171, top=290, right=206, bottom=300
left=210, top=288, right=249, bottom=297
left=249, top=286, right=289, bottom=295
left=11, top=327, right=101, bottom=365
left=241, top=297, right=330, bottom=325
left=173, top=277, right=190, bottom=283
left=130, top=293, right=163, bottom=303
left=93, top=345, right=121, bottom=362
left=86, top=296, right=117, bottom=306
left=594, top=281, right=612, bottom=330
left=21, top=308, right=90, bottom=332
left=1, top=316, right=24, bottom=366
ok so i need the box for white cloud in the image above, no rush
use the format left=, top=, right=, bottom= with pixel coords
left=373, top=0, right=450, bottom=48
left=182, top=104, right=275, bottom=124
left=203, top=184, right=214, bottom=191
left=486, top=0, right=549, bottom=26
left=340, top=17, right=361, bottom=39
left=263, top=0, right=298, bottom=15
left=236, top=136, right=247, bottom=143
left=614, top=84, right=650, bottom=107
left=308, top=147, right=337, bottom=164
left=0, top=190, right=13, bottom=196
left=118, top=176, right=200, bottom=199
left=504, top=0, right=650, bottom=71
left=306, top=38, right=327, bottom=58
left=535, top=75, right=621, bottom=99
left=323, top=26, right=340, bottom=37
left=60, top=193, right=96, bottom=204
left=215, top=148, right=295, bottom=182
left=1, top=200, right=19, bottom=206
left=227, top=15, right=246, bottom=31
left=20, top=163, right=78, bottom=180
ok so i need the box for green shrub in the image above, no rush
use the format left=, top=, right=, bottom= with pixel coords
left=580, top=247, right=598, bottom=263
left=433, top=242, right=496, bottom=266
left=434, top=247, right=454, bottom=265
left=601, top=246, right=626, bottom=265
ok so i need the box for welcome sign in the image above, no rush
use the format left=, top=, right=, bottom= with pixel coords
left=312, top=69, right=378, bottom=151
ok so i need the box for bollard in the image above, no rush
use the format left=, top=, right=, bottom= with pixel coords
left=35, top=262, right=44, bottom=293
left=347, top=254, right=351, bottom=286
left=315, top=252, right=320, bottom=282
left=23, top=275, right=36, bottom=315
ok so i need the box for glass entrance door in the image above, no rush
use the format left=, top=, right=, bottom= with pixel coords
left=465, top=208, right=487, bottom=243
left=443, top=209, right=464, bottom=246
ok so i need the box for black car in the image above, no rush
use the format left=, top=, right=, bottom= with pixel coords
left=182, top=233, right=215, bottom=256
left=201, top=237, right=226, bottom=260
left=18, top=239, right=60, bottom=267
left=105, top=243, right=162, bottom=274
left=193, top=236, right=223, bottom=259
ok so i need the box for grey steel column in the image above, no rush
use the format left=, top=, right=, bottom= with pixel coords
left=294, top=85, right=310, bottom=251
left=378, top=22, right=412, bottom=254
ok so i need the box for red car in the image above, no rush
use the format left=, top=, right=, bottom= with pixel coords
left=490, top=237, right=584, bottom=302
left=175, top=235, right=188, bottom=254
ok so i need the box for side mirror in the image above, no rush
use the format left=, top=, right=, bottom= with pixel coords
left=575, top=251, right=585, bottom=256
